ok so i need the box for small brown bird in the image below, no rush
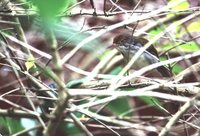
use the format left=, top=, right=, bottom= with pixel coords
left=112, top=34, right=171, bottom=77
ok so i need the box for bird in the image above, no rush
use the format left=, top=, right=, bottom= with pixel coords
left=112, top=34, right=171, bottom=77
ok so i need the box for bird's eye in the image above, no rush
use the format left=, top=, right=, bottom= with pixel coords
left=117, top=39, right=131, bottom=49
left=118, top=41, right=124, bottom=46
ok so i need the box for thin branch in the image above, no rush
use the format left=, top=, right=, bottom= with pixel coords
left=159, top=96, right=197, bottom=136
left=69, top=113, right=93, bottom=136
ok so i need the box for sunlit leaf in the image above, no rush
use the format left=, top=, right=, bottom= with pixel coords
left=167, top=0, right=189, bottom=17
left=25, top=56, right=35, bottom=71
left=178, top=22, right=200, bottom=38
left=187, top=22, right=200, bottom=32
left=148, top=27, right=165, bottom=40
left=168, top=0, right=189, bottom=10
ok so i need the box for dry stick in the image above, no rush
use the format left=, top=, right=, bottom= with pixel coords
left=66, top=7, right=199, bottom=17
left=73, top=107, right=158, bottom=133
left=160, top=35, right=200, bottom=55
left=2, top=0, right=43, bottom=92
left=1, top=32, right=52, bottom=59
left=0, top=20, right=19, bottom=25
left=69, top=113, right=93, bottom=136
left=0, top=34, right=58, bottom=99
left=3, top=0, right=33, bottom=60
left=101, top=54, right=124, bottom=74
left=0, top=107, right=39, bottom=119
left=0, top=41, right=46, bottom=128
left=77, top=110, right=122, bottom=136
left=0, top=96, right=39, bottom=116
left=64, top=63, right=122, bottom=79
left=0, top=7, right=198, bottom=17
left=134, top=14, right=183, bottom=37
left=0, top=52, right=55, bottom=99
left=69, top=89, right=191, bottom=109
left=87, top=50, right=118, bottom=80
left=68, top=79, right=200, bottom=95
left=12, top=125, right=43, bottom=136
left=158, top=96, right=197, bottom=136
left=103, top=0, right=107, bottom=15
left=109, top=0, right=128, bottom=16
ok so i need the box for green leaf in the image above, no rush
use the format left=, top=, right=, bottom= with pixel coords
left=107, top=97, right=131, bottom=116
left=61, top=120, right=82, bottom=136
left=65, top=78, right=87, bottom=88
left=0, top=117, right=9, bottom=135
left=0, top=117, right=24, bottom=135
left=139, top=96, right=161, bottom=107
left=172, top=63, right=183, bottom=74
left=7, top=118, right=24, bottom=134
left=108, top=87, right=162, bottom=116
left=109, top=67, right=122, bottom=75
left=29, top=0, right=75, bottom=25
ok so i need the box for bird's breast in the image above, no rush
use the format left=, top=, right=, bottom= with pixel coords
left=121, top=50, right=159, bottom=70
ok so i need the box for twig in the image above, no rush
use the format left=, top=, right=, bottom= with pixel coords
left=69, top=113, right=93, bottom=136
left=0, top=39, right=46, bottom=128
left=12, top=125, right=43, bottom=136
left=72, top=107, right=158, bottom=133
left=1, top=32, right=52, bottom=59
left=0, top=109, right=39, bottom=119
left=159, top=96, right=197, bottom=136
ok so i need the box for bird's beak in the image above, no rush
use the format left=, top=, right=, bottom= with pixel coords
left=107, top=43, right=117, bottom=49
